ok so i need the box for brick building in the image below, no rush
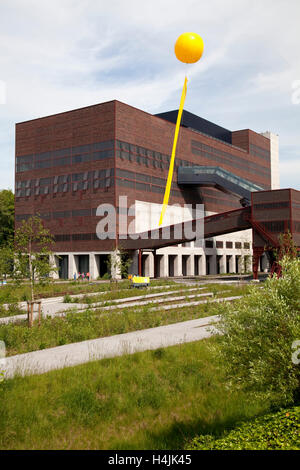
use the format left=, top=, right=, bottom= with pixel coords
left=15, top=100, right=279, bottom=278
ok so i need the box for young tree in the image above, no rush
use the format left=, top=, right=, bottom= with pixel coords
left=14, top=215, right=56, bottom=302
left=106, top=247, right=132, bottom=280
left=275, top=230, right=298, bottom=261
left=0, top=189, right=14, bottom=248
left=0, top=242, right=14, bottom=280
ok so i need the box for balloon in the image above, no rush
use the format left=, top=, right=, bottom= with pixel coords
left=174, top=32, right=204, bottom=64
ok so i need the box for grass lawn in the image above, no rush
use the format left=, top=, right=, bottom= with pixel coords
left=71, top=282, right=247, bottom=305
left=0, top=279, right=180, bottom=318
left=0, top=337, right=274, bottom=450
left=0, top=284, right=190, bottom=319
left=0, top=285, right=247, bottom=356
left=0, top=279, right=179, bottom=305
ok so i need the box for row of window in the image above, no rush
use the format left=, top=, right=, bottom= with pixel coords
left=117, top=139, right=270, bottom=185
left=191, top=140, right=270, bottom=181
left=16, top=180, right=114, bottom=197
left=261, top=220, right=288, bottom=233
left=206, top=240, right=251, bottom=249
left=16, top=208, right=103, bottom=222
left=117, top=140, right=196, bottom=171
left=116, top=141, right=166, bottom=160
left=253, top=201, right=289, bottom=211
left=16, top=150, right=114, bottom=173
left=16, top=169, right=114, bottom=189
left=115, top=178, right=183, bottom=199
left=55, top=233, right=99, bottom=242
left=117, top=150, right=167, bottom=170
left=200, top=186, right=238, bottom=202
left=249, top=143, right=270, bottom=162
left=116, top=169, right=166, bottom=186
left=115, top=174, right=240, bottom=208
left=261, top=220, right=300, bottom=234
left=16, top=179, right=113, bottom=197
left=15, top=169, right=114, bottom=198
left=16, top=140, right=114, bottom=173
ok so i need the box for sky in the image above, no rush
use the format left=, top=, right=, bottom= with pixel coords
left=0, top=0, right=299, bottom=190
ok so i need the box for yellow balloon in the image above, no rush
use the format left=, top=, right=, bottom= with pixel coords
left=174, top=32, right=204, bottom=64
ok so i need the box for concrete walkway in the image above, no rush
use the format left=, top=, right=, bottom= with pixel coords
left=2, top=314, right=220, bottom=379
left=2, top=283, right=187, bottom=311
left=0, top=287, right=209, bottom=325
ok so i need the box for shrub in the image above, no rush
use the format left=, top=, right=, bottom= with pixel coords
left=101, top=272, right=110, bottom=280
left=215, top=256, right=300, bottom=406
left=186, top=406, right=300, bottom=450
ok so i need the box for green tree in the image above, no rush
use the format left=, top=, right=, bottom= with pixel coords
left=106, top=248, right=132, bottom=280
left=216, top=255, right=300, bottom=406
left=14, top=215, right=56, bottom=302
left=0, top=242, right=14, bottom=279
left=275, top=230, right=298, bottom=261
left=0, top=189, right=14, bottom=247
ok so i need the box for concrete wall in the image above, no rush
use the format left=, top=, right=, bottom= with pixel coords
left=261, top=131, right=280, bottom=189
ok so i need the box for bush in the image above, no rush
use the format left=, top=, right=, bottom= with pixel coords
left=215, top=256, right=300, bottom=406
left=101, top=272, right=110, bottom=280
left=186, top=406, right=300, bottom=450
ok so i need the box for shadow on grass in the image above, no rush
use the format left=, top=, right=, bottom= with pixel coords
left=111, top=404, right=271, bottom=450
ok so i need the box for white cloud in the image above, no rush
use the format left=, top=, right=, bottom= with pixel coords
left=1, top=0, right=300, bottom=189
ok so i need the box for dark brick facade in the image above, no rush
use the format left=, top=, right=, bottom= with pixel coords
left=15, top=100, right=272, bottom=253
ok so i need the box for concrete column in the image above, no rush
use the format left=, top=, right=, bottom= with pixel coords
left=248, top=256, right=253, bottom=273
left=143, top=254, right=150, bottom=276
left=229, top=255, right=235, bottom=273
left=50, top=255, right=59, bottom=280
left=238, top=256, right=243, bottom=274
left=210, top=254, right=217, bottom=275
left=187, top=255, right=194, bottom=275
left=261, top=253, right=269, bottom=272
left=161, top=254, right=168, bottom=278
left=174, top=255, right=182, bottom=276
left=68, top=254, right=77, bottom=279
left=89, top=254, right=99, bottom=280
left=219, top=255, right=226, bottom=274
left=129, top=250, right=139, bottom=275
left=200, top=255, right=206, bottom=275
left=149, top=252, right=154, bottom=278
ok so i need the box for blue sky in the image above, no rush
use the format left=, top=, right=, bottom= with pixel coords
left=0, top=0, right=299, bottom=190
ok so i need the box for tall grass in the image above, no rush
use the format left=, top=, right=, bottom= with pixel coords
left=0, top=338, right=273, bottom=450
left=0, top=297, right=219, bottom=356
left=0, top=279, right=177, bottom=304
left=0, top=284, right=248, bottom=356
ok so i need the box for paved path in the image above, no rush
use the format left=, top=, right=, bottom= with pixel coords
left=0, top=287, right=209, bottom=325
left=2, top=315, right=220, bottom=379
left=2, top=283, right=185, bottom=311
